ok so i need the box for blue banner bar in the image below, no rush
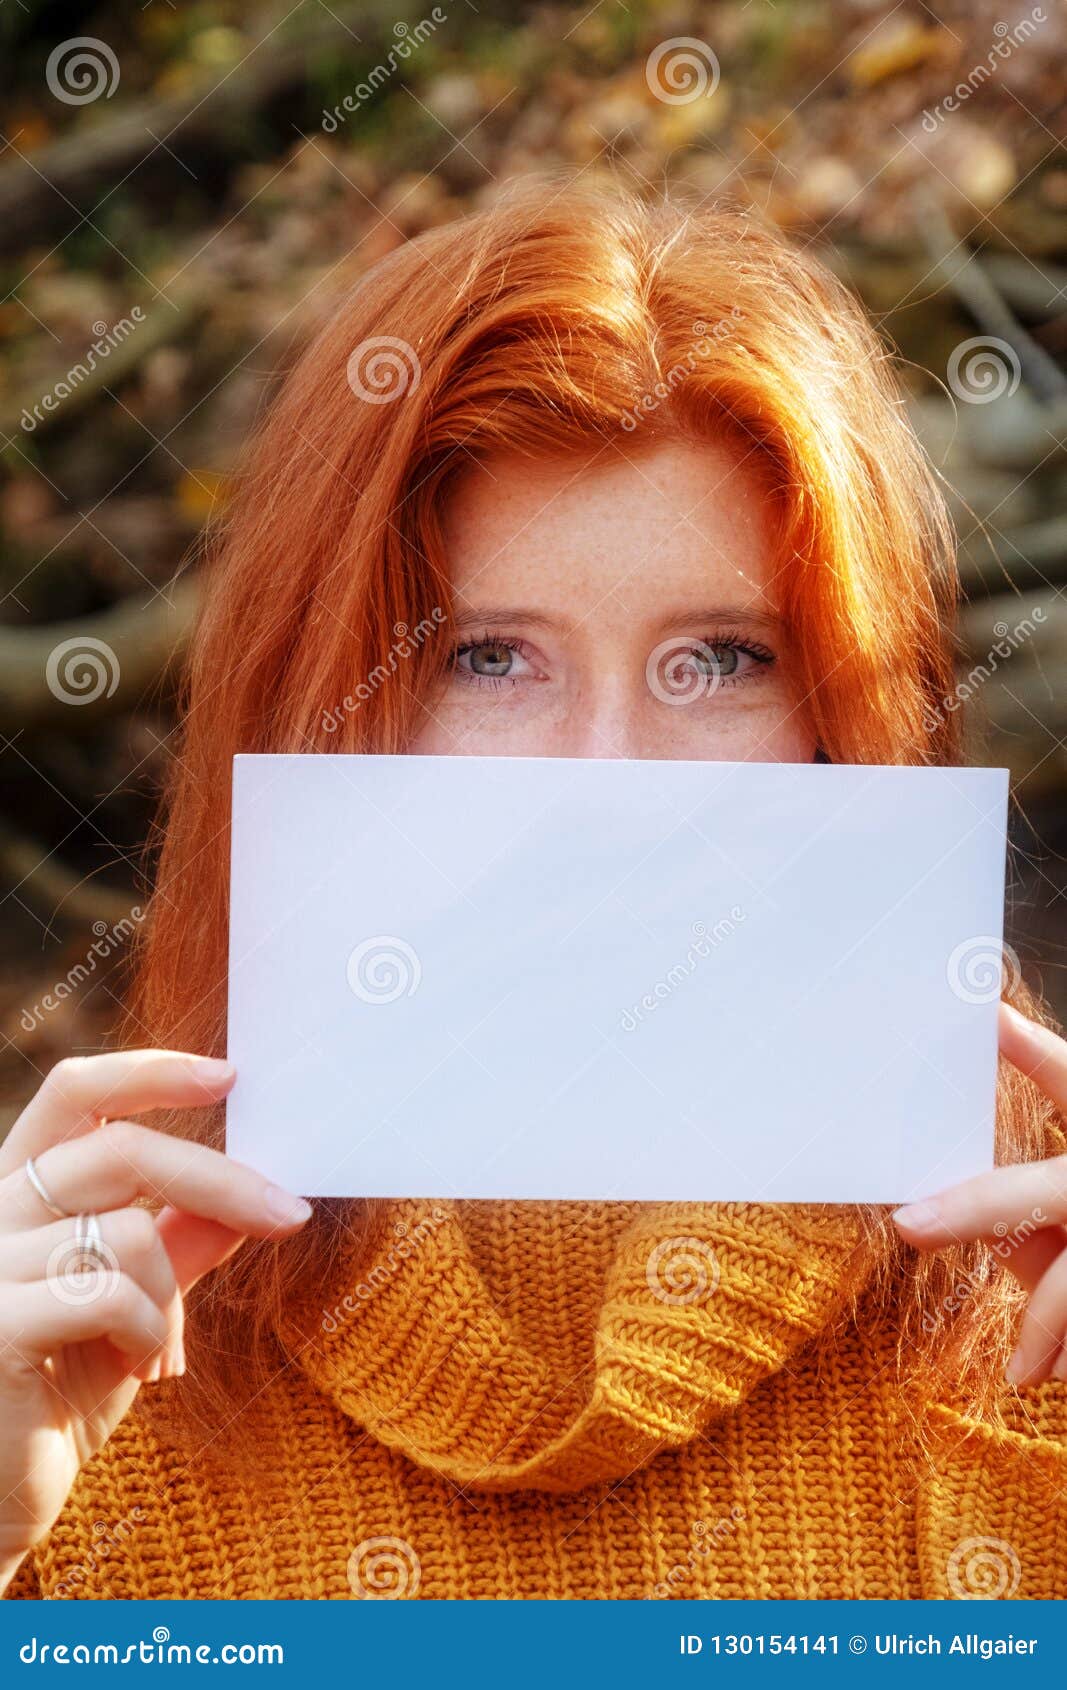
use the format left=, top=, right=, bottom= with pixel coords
left=3, top=1600, right=1065, bottom=1685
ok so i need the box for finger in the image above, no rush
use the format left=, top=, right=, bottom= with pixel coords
left=999, top=1004, right=1067, bottom=1116
left=155, top=1207, right=246, bottom=1291
left=994, top=1226, right=1067, bottom=1294
left=0, top=1207, right=210, bottom=1378
left=1006, top=1247, right=1067, bottom=1387
left=0, top=1050, right=236, bottom=1173
left=0, top=1206, right=179, bottom=1318
left=0, top=1119, right=311, bottom=1240
left=0, top=1275, right=170, bottom=1376
left=0, top=1206, right=185, bottom=1379
left=893, top=1155, right=1067, bottom=1247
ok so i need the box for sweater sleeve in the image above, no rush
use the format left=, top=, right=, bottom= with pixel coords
left=0, top=1402, right=208, bottom=1601
left=3, top=1555, right=42, bottom=1599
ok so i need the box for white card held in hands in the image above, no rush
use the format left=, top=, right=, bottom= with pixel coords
left=226, top=754, right=1008, bottom=1204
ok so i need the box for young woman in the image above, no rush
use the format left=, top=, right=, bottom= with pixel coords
left=2, top=180, right=1066, bottom=1602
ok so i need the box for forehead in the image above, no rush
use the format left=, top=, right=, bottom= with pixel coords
left=442, top=436, right=781, bottom=614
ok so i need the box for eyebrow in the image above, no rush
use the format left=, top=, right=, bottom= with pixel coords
left=452, top=605, right=562, bottom=632
left=655, top=605, right=784, bottom=633
left=452, top=603, right=784, bottom=633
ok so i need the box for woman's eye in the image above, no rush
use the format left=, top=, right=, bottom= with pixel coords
left=469, top=642, right=515, bottom=677
left=683, top=641, right=770, bottom=682
left=453, top=640, right=535, bottom=682
left=692, top=644, right=741, bottom=678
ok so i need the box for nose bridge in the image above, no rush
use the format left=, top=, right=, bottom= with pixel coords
left=566, top=659, right=647, bottom=759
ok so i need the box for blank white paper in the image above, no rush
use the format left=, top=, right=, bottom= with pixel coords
left=226, top=754, right=1008, bottom=1203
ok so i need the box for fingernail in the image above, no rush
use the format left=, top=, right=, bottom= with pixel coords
left=188, top=1056, right=236, bottom=1085
left=263, top=1185, right=313, bottom=1225
left=1006, top=1346, right=1025, bottom=1385
left=892, top=1199, right=942, bottom=1236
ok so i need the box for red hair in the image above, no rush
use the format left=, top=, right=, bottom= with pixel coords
left=128, top=177, right=1060, bottom=1445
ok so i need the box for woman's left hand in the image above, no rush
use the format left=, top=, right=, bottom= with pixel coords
left=893, top=1002, right=1067, bottom=1387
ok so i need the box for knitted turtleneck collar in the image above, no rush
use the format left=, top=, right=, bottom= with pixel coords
left=285, top=1198, right=875, bottom=1494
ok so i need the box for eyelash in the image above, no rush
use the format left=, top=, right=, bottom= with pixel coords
left=695, top=626, right=776, bottom=686
left=451, top=628, right=776, bottom=692
left=451, top=631, right=543, bottom=692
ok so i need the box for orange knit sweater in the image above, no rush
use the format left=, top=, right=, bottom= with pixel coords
left=8, top=1199, right=1067, bottom=1600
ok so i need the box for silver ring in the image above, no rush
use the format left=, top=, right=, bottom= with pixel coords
left=25, top=1155, right=70, bottom=1219
left=70, top=1212, right=110, bottom=1275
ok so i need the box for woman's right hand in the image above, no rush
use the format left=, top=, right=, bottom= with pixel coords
left=0, top=1049, right=312, bottom=1594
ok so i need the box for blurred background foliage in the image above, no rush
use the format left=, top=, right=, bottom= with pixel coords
left=1, top=0, right=1066, bottom=1121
